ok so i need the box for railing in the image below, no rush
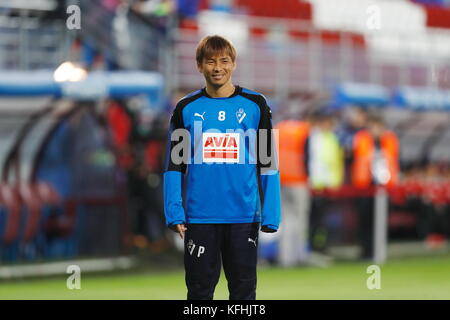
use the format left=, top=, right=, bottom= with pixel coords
left=173, top=14, right=450, bottom=100
left=1, top=3, right=450, bottom=100
left=0, top=15, right=73, bottom=70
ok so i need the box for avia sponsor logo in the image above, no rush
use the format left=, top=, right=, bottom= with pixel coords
left=202, top=132, right=240, bottom=163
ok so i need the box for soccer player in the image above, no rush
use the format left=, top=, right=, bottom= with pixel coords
left=163, top=35, right=281, bottom=300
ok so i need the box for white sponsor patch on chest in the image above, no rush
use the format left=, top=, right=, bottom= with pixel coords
left=202, top=132, right=240, bottom=163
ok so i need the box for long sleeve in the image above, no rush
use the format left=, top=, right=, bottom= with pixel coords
left=163, top=105, right=187, bottom=227
left=257, top=102, right=282, bottom=231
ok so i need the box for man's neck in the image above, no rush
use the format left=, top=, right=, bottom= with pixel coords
left=205, top=82, right=235, bottom=98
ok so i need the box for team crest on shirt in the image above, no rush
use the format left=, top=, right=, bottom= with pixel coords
left=202, top=132, right=240, bottom=163
left=236, top=108, right=246, bottom=124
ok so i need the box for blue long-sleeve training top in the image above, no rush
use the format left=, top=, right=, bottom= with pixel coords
left=163, top=85, right=281, bottom=230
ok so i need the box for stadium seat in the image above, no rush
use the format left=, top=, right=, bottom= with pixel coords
left=15, top=182, right=73, bottom=260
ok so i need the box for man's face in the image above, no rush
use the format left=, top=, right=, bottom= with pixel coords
left=318, top=117, right=335, bottom=132
left=369, top=122, right=383, bottom=138
left=349, top=108, right=367, bottom=129
left=197, top=53, right=236, bottom=88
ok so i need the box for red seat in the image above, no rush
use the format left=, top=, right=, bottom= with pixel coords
left=0, top=184, right=21, bottom=244
left=18, top=183, right=43, bottom=242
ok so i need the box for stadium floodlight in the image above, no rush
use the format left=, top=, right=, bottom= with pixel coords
left=53, top=62, right=88, bottom=83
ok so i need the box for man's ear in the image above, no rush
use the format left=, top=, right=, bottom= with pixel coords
left=232, top=60, right=237, bottom=71
left=197, top=63, right=203, bottom=73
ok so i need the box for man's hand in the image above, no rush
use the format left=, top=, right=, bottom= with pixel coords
left=170, top=224, right=187, bottom=239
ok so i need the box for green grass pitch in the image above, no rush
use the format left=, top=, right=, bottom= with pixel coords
left=1, top=256, right=449, bottom=300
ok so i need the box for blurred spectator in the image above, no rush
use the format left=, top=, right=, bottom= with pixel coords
left=422, top=163, right=449, bottom=248
left=79, top=0, right=121, bottom=70
left=336, top=106, right=368, bottom=185
left=79, top=0, right=171, bottom=71
left=351, top=113, right=399, bottom=260
left=402, top=162, right=428, bottom=239
left=276, top=117, right=311, bottom=266
left=106, top=100, right=168, bottom=252
left=107, top=100, right=134, bottom=169
left=114, top=0, right=173, bottom=70
left=127, top=126, right=167, bottom=251
left=305, top=110, right=344, bottom=255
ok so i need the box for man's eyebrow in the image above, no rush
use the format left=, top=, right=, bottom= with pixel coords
left=206, top=56, right=230, bottom=60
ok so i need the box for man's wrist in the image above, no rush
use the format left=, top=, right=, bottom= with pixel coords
left=168, top=221, right=185, bottom=231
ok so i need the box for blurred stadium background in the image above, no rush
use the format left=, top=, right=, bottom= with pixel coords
left=0, top=0, right=449, bottom=299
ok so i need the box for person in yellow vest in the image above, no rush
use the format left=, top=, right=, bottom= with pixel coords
left=305, top=110, right=344, bottom=255
left=351, top=113, right=399, bottom=260
left=276, top=117, right=310, bottom=266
